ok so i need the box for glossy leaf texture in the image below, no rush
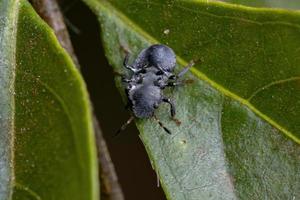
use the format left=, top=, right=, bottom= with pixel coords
left=0, top=0, right=99, bottom=199
left=220, top=0, right=300, bottom=10
left=83, top=0, right=300, bottom=199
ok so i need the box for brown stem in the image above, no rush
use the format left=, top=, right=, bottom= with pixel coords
left=93, top=118, right=124, bottom=200
left=30, top=0, right=80, bottom=67
left=30, top=1, right=124, bottom=200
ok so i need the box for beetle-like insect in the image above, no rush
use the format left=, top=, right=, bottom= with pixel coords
left=116, top=44, right=194, bottom=135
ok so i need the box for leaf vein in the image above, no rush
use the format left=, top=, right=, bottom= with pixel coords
left=247, top=77, right=300, bottom=101
left=14, top=182, right=42, bottom=200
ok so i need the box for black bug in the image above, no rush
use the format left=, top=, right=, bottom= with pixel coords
left=116, top=44, right=194, bottom=135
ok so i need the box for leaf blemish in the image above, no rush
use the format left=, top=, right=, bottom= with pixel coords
left=180, top=140, right=187, bottom=145
left=163, top=29, right=170, bottom=35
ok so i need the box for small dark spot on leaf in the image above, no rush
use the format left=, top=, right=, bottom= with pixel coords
left=183, top=79, right=195, bottom=85
left=172, top=117, right=181, bottom=126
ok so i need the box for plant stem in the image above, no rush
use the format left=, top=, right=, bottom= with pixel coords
left=30, top=0, right=79, bottom=67
left=30, top=1, right=124, bottom=200
left=93, top=118, right=124, bottom=200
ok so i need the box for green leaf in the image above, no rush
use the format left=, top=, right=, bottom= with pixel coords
left=0, top=0, right=99, bottom=199
left=219, top=0, right=300, bottom=10
left=83, top=0, right=300, bottom=199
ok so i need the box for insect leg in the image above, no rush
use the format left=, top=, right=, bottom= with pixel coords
left=166, top=60, right=195, bottom=87
left=114, top=116, right=134, bottom=137
left=162, top=97, right=176, bottom=117
left=166, top=81, right=183, bottom=87
left=166, top=79, right=195, bottom=88
left=177, top=60, right=195, bottom=78
left=153, top=115, right=171, bottom=135
left=121, top=77, right=132, bottom=83
left=155, top=65, right=169, bottom=76
left=123, top=53, right=133, bottom=70
left=123, top=53, right=144, bottom=73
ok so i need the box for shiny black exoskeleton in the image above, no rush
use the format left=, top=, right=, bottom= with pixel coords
left=116, top=44, right=194, bottom=135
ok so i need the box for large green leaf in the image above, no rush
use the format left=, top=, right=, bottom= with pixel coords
left=220, top=0, right=300, bottom=10
left=83, top=0, right=300, bottom=199
left=0, top=0, right=99, bottom=199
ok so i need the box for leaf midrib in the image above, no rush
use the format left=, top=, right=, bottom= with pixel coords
left=86, top=0, right=299, bottom=144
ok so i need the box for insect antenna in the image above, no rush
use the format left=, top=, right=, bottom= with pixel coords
left=153, top=115, right=172, bottom=135
left=114, top=116, right=135, bottom=137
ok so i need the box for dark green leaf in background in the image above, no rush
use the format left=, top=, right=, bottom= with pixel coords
left=0, top=0, right=99, bottom=199
left=219, top=0, right=300, bottom=10
left=83, top=0, right=300, bottom=199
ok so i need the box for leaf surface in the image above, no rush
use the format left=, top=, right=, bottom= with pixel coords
left=220, top=0, right=300, bottom=10
left=83, top=0, right=300, bottom=199
left=0, top=1, right=99, bottom=199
